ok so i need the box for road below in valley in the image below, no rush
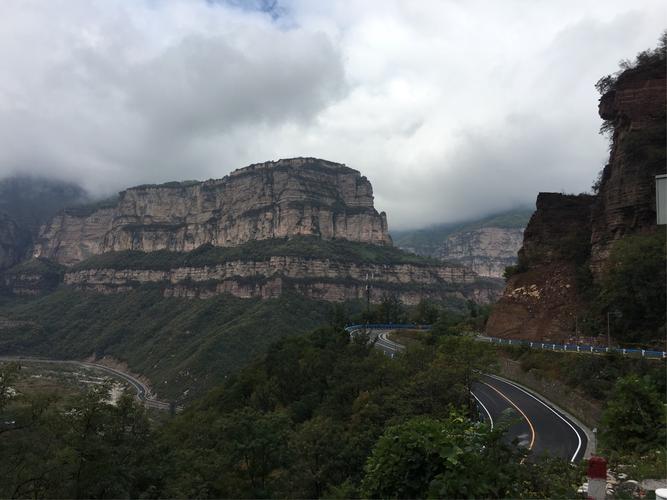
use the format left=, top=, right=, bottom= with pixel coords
left=367, top=329, right=589, bottom=462
left=0, top=356, right=172, bottom=411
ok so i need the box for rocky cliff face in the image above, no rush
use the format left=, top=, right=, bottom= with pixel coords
left=485, top=194, right=594, bottom=340
left=438, top=227, right=524, bottom=278
left=486, top=51, right=666, bottom=341
left=63, top=257, right=500, bottom=305
left=34, top=158, right=392, bottom=265
left=394, top=209, right=531, bottom=279
left=590, top=63, right=666, bottom=276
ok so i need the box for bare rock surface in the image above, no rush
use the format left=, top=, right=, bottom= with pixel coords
left=34, top=158, right=392, bottom=265
left=64, top=257, right=501, bottom=305
left=486, top=58, right=665, bottom=341
left=438, top=227, right=524, bottom=278
left=591, top=68, right=666, bottom=276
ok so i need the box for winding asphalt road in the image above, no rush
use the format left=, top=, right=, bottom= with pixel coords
left=0, top=356, right=172, bottom=411
left=370, top=330, right=589, bottom=462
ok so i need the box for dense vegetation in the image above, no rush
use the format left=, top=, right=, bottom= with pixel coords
left=598, top=233, right=666, bottom=344
left=3, top=257, right=64, bottom=275
left=568, top=233, right=666, bottom=347
left=0, top=329, right=584, bottom=498
left=71, top=236, right=442, bottom=271
left=0, top=287, right=335, bottom=400
left=2, top=298, right=664, bottom=498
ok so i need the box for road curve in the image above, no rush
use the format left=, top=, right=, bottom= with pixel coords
left=364, top=329, right=588, bottom=462
left=0, top=356, right=172, bottom=411
left=473, top=375, right=586, bottom=462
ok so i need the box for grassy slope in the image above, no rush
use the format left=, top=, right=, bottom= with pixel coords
left=0, top=286, right=337, bottom=400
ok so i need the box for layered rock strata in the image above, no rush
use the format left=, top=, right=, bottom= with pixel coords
left=487, top=55, right=665, bottom=341
left=591, top=64, right=666, bottom=276
left=34, top=158, right=392, bottom=265
left=438, top=227, right=524, bottom=278
left=485, top=194, right=594, bottom=340
left=64, top=257, right=500, bottom=305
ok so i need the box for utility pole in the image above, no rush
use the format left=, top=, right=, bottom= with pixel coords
left=607, top=310, right=621, bottom=348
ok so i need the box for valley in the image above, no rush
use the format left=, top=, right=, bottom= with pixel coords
left=0, top=11, right=665, bottom=498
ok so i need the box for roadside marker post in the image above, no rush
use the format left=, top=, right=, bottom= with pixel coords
left=587, top=456, right=607, bottom=500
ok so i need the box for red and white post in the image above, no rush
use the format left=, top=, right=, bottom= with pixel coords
left=587, top=456, right=607, bottom=500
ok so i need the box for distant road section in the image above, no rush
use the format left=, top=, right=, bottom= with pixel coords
left=0, top=356, right=172, bottom=411
left=349, top=326, right=590, bottom=462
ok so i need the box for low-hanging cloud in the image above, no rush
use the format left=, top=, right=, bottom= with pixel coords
left=0, top=0, right=664, bottom=230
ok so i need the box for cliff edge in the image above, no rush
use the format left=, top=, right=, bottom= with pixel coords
left=486, top=42, right=666, bottom=342
left=33, top=158, right=392, bottom=265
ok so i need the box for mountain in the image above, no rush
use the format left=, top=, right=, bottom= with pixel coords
left=16, top=158, right=499, bottom=306
left=0, top=176, right=88, bottom=270
left=486, top=44, right=666, bottom=345
left=33, top=158, right=391, bottom=265
left=0, top=158, right=502, bottom=399
left=393, top=209, right=532, bottom=278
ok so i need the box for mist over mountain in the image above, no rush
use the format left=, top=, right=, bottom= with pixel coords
left=0, top=176, right=89, bottom=234
left=0, top=1, right=664, bottom=228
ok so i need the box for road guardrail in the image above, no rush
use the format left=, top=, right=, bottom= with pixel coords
left=344, top=324, right=666, bottom=359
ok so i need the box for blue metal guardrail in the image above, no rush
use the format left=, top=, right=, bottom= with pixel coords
left=344, top=324, right=666, bottom=359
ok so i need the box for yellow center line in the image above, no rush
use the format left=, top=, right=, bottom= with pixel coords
left=481, top=380, right=536, bottom=451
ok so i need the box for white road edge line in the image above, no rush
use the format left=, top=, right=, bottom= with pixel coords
left=378, top=332, right=405, bottom=350
left=486, top=374, right=582, bottom=462
left=471, top=391, right=494, bottom=429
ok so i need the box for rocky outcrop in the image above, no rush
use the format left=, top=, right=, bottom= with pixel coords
left=518, top=194, right=595, bottom=267
left=33, top=158, right=392, bottom=265
left=438, top=227, right=524, bottom=278
left=591, top=60, right=666, bottom=276
left=487, top=51, right=666, bottom=341
left=485, top=194, right=594, bottom=340
left=394, top=210, right=531, bottom=279
left=63, top=257, right=501, bottom=305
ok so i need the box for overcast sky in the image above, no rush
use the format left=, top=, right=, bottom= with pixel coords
left=0, top=0, right=664, bottom=230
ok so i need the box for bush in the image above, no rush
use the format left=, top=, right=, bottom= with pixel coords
left=600, top=375, right=666, bottom=453
left=599, top=233, right=666, bottom=345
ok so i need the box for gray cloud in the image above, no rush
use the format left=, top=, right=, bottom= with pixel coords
left=0, top=0, right=664, bottom=230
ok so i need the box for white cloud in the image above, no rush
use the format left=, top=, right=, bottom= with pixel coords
left=0, top=0, right=664, bottom=229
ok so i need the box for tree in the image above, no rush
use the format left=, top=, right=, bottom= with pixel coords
left=217, top=407, right=291, bottom=497
left=437, top=336, right=497, bottom=414
left=411, top=299, right=440, bottom=324
left=600, top=374, right=666, bottom=453
left=377, top=293, right=406, bottom=323
left=599, top=233, right=666, bottom=344
left=361, top=412, right=522, bottom=499
left=288, top=416, right=346, bottom=498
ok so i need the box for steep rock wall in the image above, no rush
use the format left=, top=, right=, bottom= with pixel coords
left=34, top=158, right=392, bottom=265
left=438, top=227, right=524, bottom=278
left=63, top=257, right=501, bottom=305
left=487, top=56, right=665, bottom=341
left=591, top=64, right=666, bottom=275
left=485, top=194, right=595, bottom=341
